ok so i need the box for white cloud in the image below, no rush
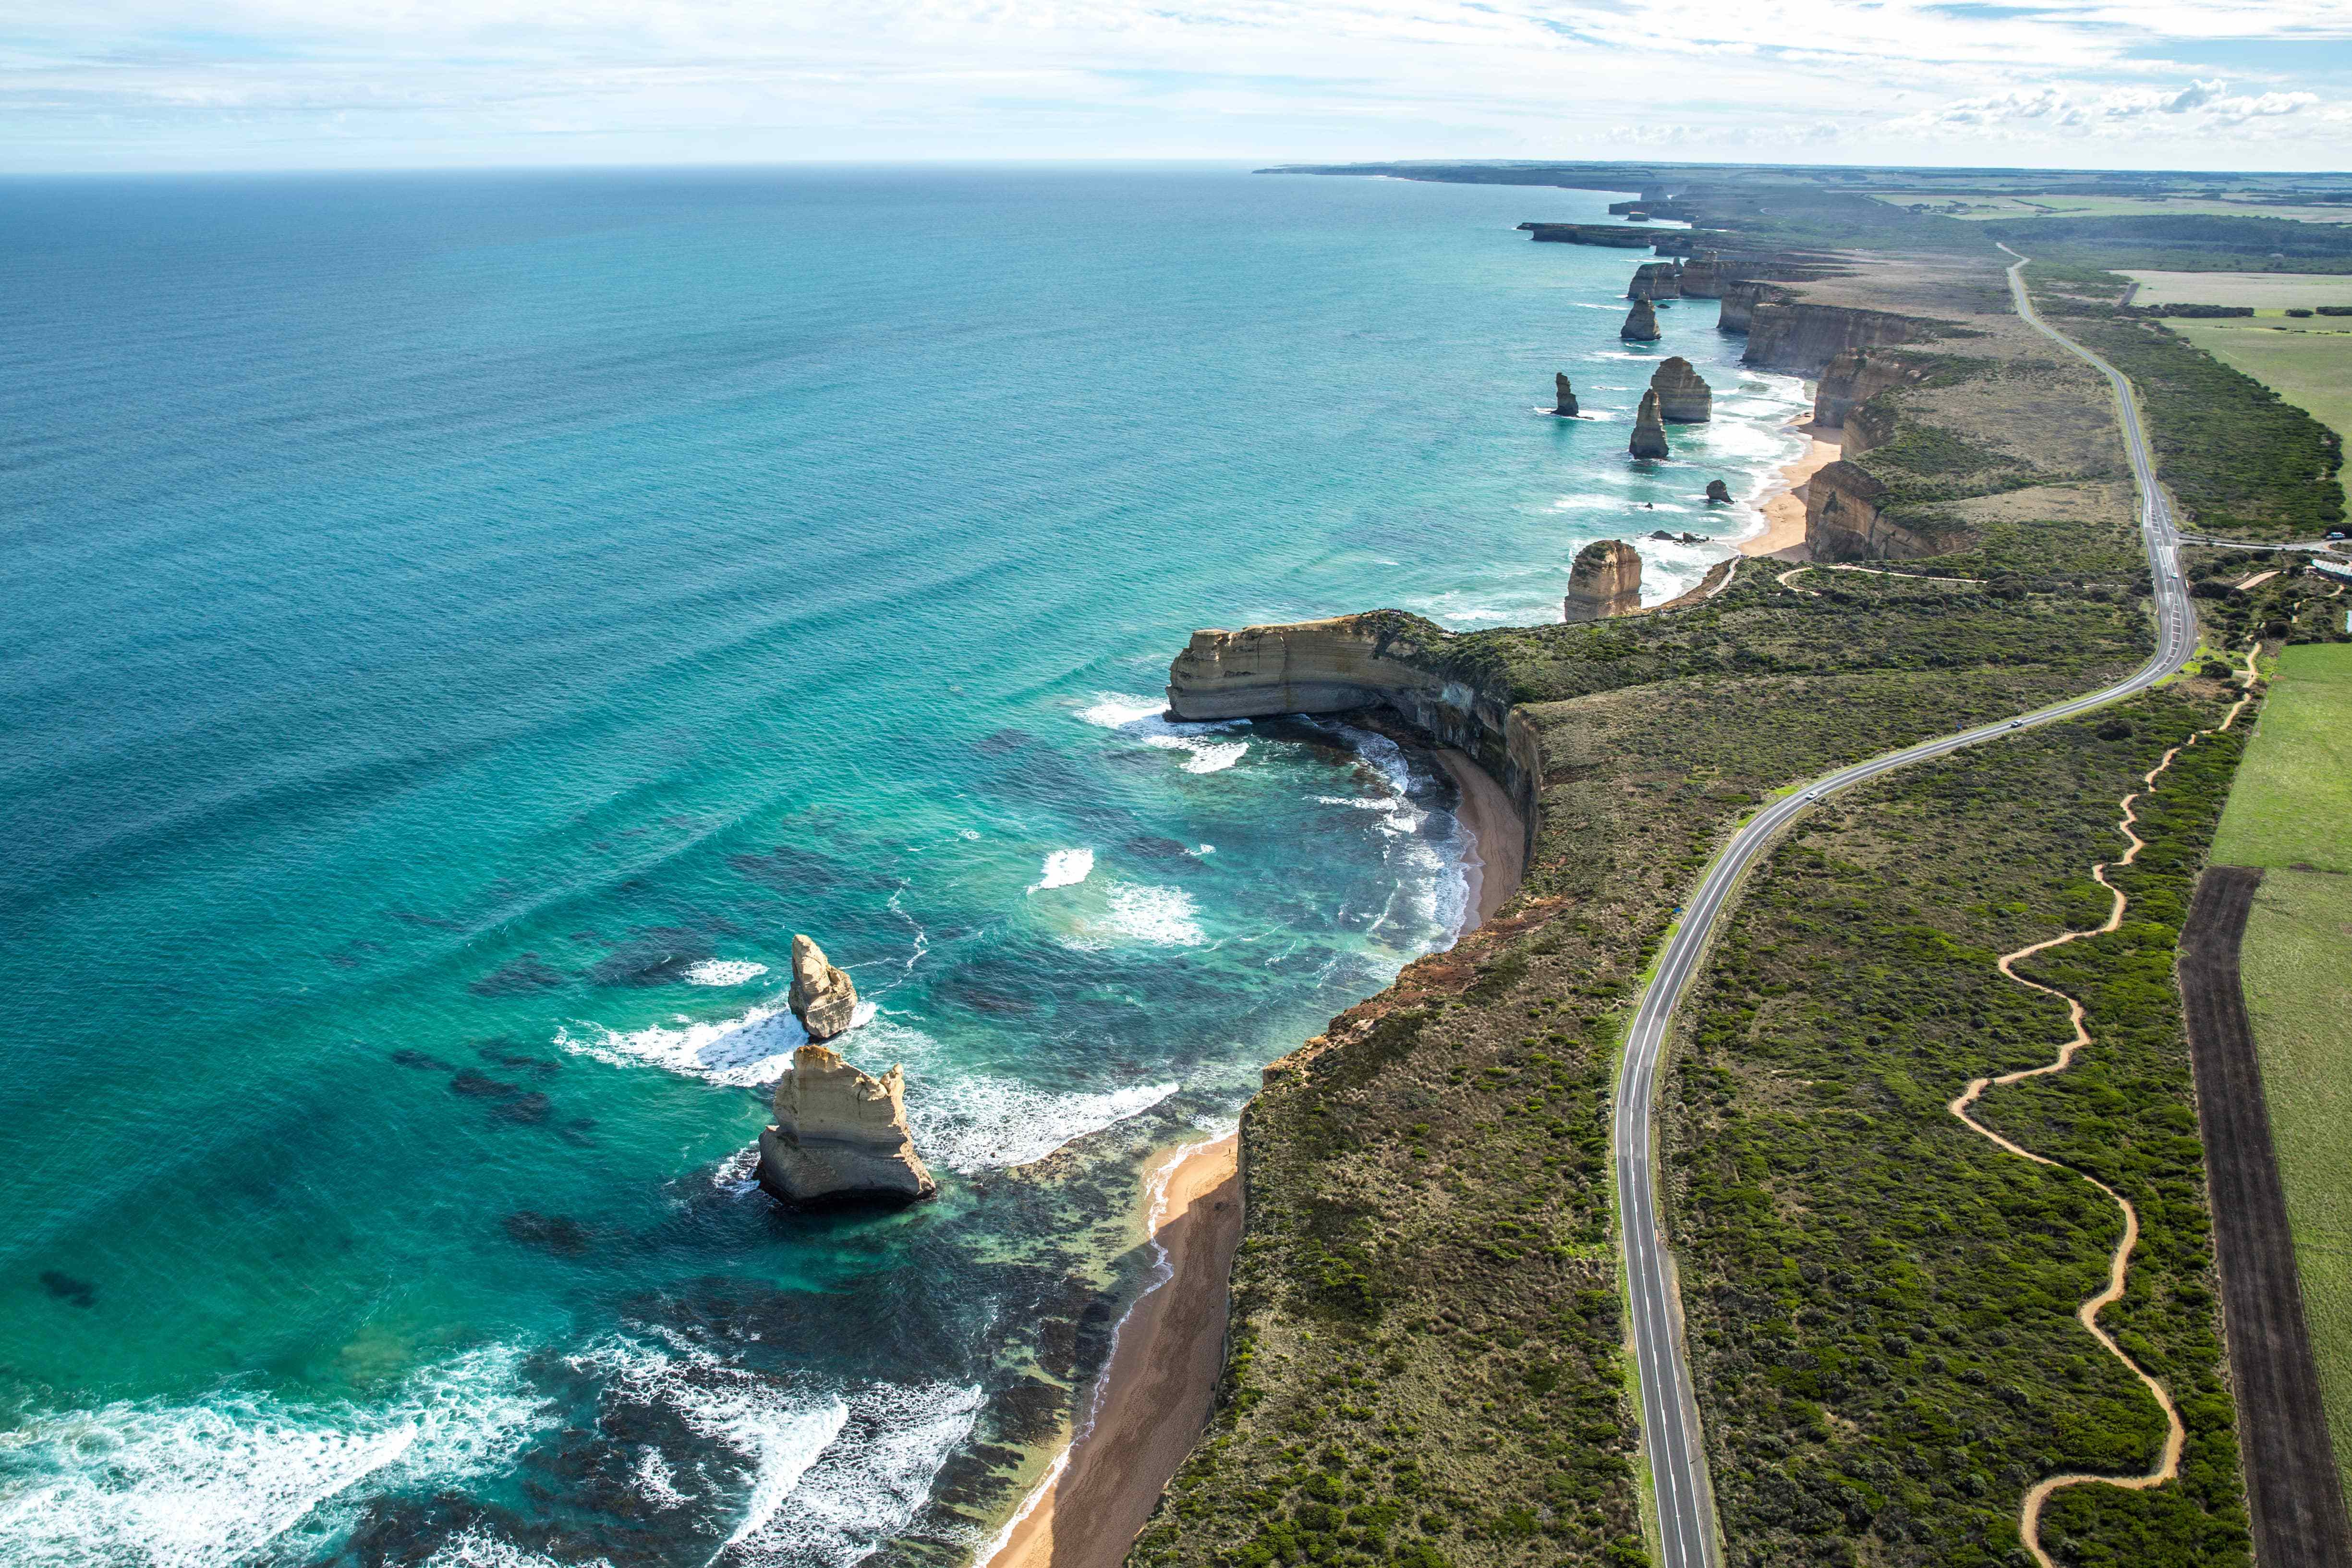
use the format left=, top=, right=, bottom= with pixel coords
left=0, top=0, right=2348, bottom=168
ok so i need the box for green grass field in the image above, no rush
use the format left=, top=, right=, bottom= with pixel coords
left=1873, top=195, right=2352, bottom=225
left=2214, top=644, right=2352, bottom=1498
left=2240, top=871, right=2352, bottom=1495
left=2130, top=271, right=2352, bottom=308
left=2213, top=644, right=2352, bottom=869
left=2170, top=323, right=2352, bottom=516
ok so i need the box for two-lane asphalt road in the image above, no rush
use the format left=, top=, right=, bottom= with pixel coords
left=1613, top=248, right=2200, bottom=1568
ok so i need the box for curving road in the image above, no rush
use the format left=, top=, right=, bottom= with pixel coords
left=1612, top=247, right=2199, bottom=1568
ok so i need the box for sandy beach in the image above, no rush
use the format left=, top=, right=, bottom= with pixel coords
left=1742, top=415, right=1842, bottom=559
left=1434, top=747, right=1527, bottom=931
left=984, top=1133, right=1242, bottom=1568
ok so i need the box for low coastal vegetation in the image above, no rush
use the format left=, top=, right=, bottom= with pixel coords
left=1661, top=686, right=2255, bottom=1566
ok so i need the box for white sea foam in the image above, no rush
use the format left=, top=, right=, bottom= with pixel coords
left=556, top=1001, right=891, bottom=1089
left=576, top=1341, right=980, bottom=1568
left=1106, top=884, right=1204, bottom=946
left=1076, top=692, right=1249, bottom=774
left=424, top=1531, right=613, bottom=1568
left=909, top=1077, right=1180, bottom=1171
left=685, top=960, right=769, bottom=987
left=1029, top=848, right=1094, bottom=892
left=0, top=1347, right=549, bottom=1568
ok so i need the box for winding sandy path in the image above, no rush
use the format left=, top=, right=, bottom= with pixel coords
left=1946, top=651, right=2258, bottom=1567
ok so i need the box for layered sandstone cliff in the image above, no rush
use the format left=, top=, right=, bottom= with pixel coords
left=1621, top=299, right=1661, bottom=342
left=1564, top=540, right=1642, bottom=622
left=1554, top=374, right=1580, bottom=417
left=1744, top=304, right=1924, bottom=376
left=1812, top=348, right=1924, bottom=430
left=1164, top=612, right=1541, bottom=864
left=1629, top=390, right=1670, bottom=459
left=1717, top=280, right=1794, bottom=334
left=1628, top=261, right=1682, bottom=302
left=757, top=1044, right=936, bottom=1206
left=1678, top=251, right=1730, bottom=298
left=1803, top=462, right=1958, bottom=561
left=1650, top=358, right=1712, bottom=423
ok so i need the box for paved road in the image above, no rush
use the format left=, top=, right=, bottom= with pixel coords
left=1612, top=246, right=2200, bottom=1568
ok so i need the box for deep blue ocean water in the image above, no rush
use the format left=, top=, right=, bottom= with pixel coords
left=0, top=165, right=1805, bottom=1566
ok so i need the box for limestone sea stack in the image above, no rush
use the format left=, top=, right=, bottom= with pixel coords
left=1553, top=373, right=1580, bottom=417
left=757, top=1044, right=937, bottom=1206
left=1705, top=479, right=1733, bottom=504
left=1621, top=299, right=1661, bottom=342
left=787, top=934, right=859, bottom=1041
left=1564, top=540, right=1642, bottom=622
left=1629, top=390, right=1670, bottom=459
left=1650, top=358, right=1713, bottom=423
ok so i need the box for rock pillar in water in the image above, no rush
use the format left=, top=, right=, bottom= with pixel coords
left=757, top=1044, right=937, bottom=1206
left=1621, top=299, right=1661, bottom=342
left=1564, top=540, right=1643, bottom=622
left=1650, top=357, right=1713, bottom=423
left=1553, top=373, right=1580, bottom=417
left=788, top=934, right=859, bottom=1042
left=1629, top=390, right=1670, bottom=459
left=1705, top=479, right=1733, bottom=504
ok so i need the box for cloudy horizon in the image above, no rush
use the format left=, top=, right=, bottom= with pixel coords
left=5, top=0, right=2350, bottom=174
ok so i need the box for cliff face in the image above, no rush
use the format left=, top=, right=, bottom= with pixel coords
left=1164, top=612, right=1541, bottom=862
left=1621, top=299, right=1661, bottom=341
left=1717, top=280, right=1793, bottom=334
left=1628, top=261, right=1683, bottom=302
left=1812, top=348, right=1924, bottom=429
left=1650, top=358, right=1712, bottom=423
left=1804, top=462, right=1955, bottom=561
left=1677, top=251, right=1729, bottom=298
left=1518, top=222, right=1658, bottom=250
left=1629, top=389, right=1671, bottom=458
left=1845, top=400, right=1901, bottom=458
left=1744, top=304, right=1924, bottom=376
left=757, top=1044, right=936, bottom=1206
left=1564, top=540, right=1642, bottom=622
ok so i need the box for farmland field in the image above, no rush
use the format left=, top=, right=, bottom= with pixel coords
left=2212, top=644, right=2352, bottom=869
left=2127, top=271, right=2352, bottom=308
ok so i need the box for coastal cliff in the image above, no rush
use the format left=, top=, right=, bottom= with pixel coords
left=1717, top=280, right=1793, bottom=334
left=1812, top=347, right=1925, bottom=430
left=1803, top=460, right=1958, bottom=560
left=1628, top=261, right=1682, bottom=301
left=1744, top=302, right=1926, bottom=375
left=1165, top=612, right=1540, bottom=863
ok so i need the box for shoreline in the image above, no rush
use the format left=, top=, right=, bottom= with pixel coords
left=1433, top=747, right=1527, bottom=933
left=1740, top=410, right=1841, bottom=560
left=981, top=1132, right=1242, bottom=1568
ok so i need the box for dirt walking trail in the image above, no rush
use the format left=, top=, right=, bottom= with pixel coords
left=1946, top=652, right=2258, bottom=1567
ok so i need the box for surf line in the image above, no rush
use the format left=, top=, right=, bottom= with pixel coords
left=1946, top=649, right=2258, bottom=1568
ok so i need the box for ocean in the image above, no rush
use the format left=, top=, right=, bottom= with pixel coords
left=0, top=165, right=1806, bottom=1566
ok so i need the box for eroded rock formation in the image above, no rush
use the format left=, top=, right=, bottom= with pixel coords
left=1629, top=390, right=1670, bottom=459
left=1802, top=462, right=1958, bottom=561
left=1744, top=304, right=1924, bottom=376
left=757, top=1044, right=936, bottom=1206
left=1628, top=262, right=1683, bottom=302
left=1813, top=347, right=1924, bottom=430
left=788, top=934, right=859, bottom=1041
left=1650, top=358, right=1712, bottom=423
left=1621, top=299, right=1661, bottom=342
left=1553, top=374, right=1580, bottom=417
left=1705, top=479, right=1732, bottom=504
left=1717, top=280, right=1792, bottom=334
left=1564, top=540, right=1642, bottom=622
left=1678, top=251, right=1730, bottom=298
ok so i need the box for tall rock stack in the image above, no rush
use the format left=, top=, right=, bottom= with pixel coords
left=1627, top=261, right=1683, bottom=301
left=1628, top=390, right=1671, bottom=459
left=757, top=1044, right=937, bottom=1206
left=1564, top=540, right=1643, bottom=622
left=1650, top=358, right=1713, bottom=423
left=1621, top=299, right=1662, bottom=342
left=788, top=934, right=859, bottom=1041
left=1553, top=373, right=1580, bottom=417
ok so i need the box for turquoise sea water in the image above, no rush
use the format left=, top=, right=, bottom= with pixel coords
left=0, top=166, right=1806, bottom=1565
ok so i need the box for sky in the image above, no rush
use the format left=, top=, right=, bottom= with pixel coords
left=3, top=0, right=2351, bottom=173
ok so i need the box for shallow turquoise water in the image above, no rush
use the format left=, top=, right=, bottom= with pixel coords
left=0, top=166, right=1805, bottom=1565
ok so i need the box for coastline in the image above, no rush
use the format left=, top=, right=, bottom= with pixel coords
left=976, top=743, right=1526, bottom=1568
left=1740, top=412, right=1841, bottom=559
left=981, top=1132, right=1242, bottom=1568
